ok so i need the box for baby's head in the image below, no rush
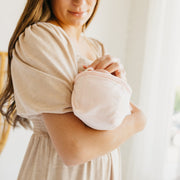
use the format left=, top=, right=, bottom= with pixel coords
left=72, top=66, right=132, bottom=130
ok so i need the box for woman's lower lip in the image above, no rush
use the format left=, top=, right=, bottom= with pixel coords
left=69, top=11, right=87, bottom=17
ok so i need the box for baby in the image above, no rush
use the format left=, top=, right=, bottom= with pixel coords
left=71, top=59, right=132, bottom=130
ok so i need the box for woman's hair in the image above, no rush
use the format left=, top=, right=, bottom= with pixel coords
left=0, top=0, right=100, bottom=130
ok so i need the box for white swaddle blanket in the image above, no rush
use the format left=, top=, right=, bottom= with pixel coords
left=72, top=66, right=132, bottom=130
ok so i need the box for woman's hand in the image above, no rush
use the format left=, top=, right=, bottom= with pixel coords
left=83, top=54, right=127, bottom=80
left=128, top=102, right=147, bottom=132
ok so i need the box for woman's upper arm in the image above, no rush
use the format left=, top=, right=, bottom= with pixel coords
left=11, top=22, right=77, bottom=117
left=41, top=112, right=88, bottom=166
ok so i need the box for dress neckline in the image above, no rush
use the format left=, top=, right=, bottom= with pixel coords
left=40, top=22, right=96, bottom=62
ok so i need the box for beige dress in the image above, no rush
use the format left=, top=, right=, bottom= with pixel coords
left=11, top=22, right=122, bottom=180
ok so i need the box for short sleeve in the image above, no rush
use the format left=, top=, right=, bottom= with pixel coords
left=11, top=22, right=78, bottom=118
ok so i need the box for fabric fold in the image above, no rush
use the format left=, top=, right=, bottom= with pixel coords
left=11, top=22, right=78, bottom=117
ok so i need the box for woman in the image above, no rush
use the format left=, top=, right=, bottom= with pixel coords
left=0, top=0, right=147, bottom=179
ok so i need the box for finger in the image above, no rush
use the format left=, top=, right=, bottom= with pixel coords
left=104, top=62, right=120, bottom=74
left=114, top=68, right=127, bottom=81
left=86, top=58, right=102, bottom=69
left=115, top=70, right=126, bottom=80
left=115, top=70, right=121, bottom=77
left=129, top=102, right=140, bottom=113
left=95, top=55, right=114, bottom=69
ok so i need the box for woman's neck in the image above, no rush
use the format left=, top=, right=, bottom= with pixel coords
left=47, top=19, right=83, bottom=44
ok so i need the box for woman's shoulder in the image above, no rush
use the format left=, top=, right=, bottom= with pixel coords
left=14, top=22, right=75, bottom=61
left=19, top=22, right=70, bottom=46
left=13, top=22, right=76, bottom=69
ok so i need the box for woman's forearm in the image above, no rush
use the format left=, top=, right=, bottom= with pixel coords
left=76, top=110, right=145, bottom=165
left=43, top=104, right=147, bottom=166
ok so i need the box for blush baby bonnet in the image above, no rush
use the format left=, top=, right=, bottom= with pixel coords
left=71, top=67, right=133, bottom=130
